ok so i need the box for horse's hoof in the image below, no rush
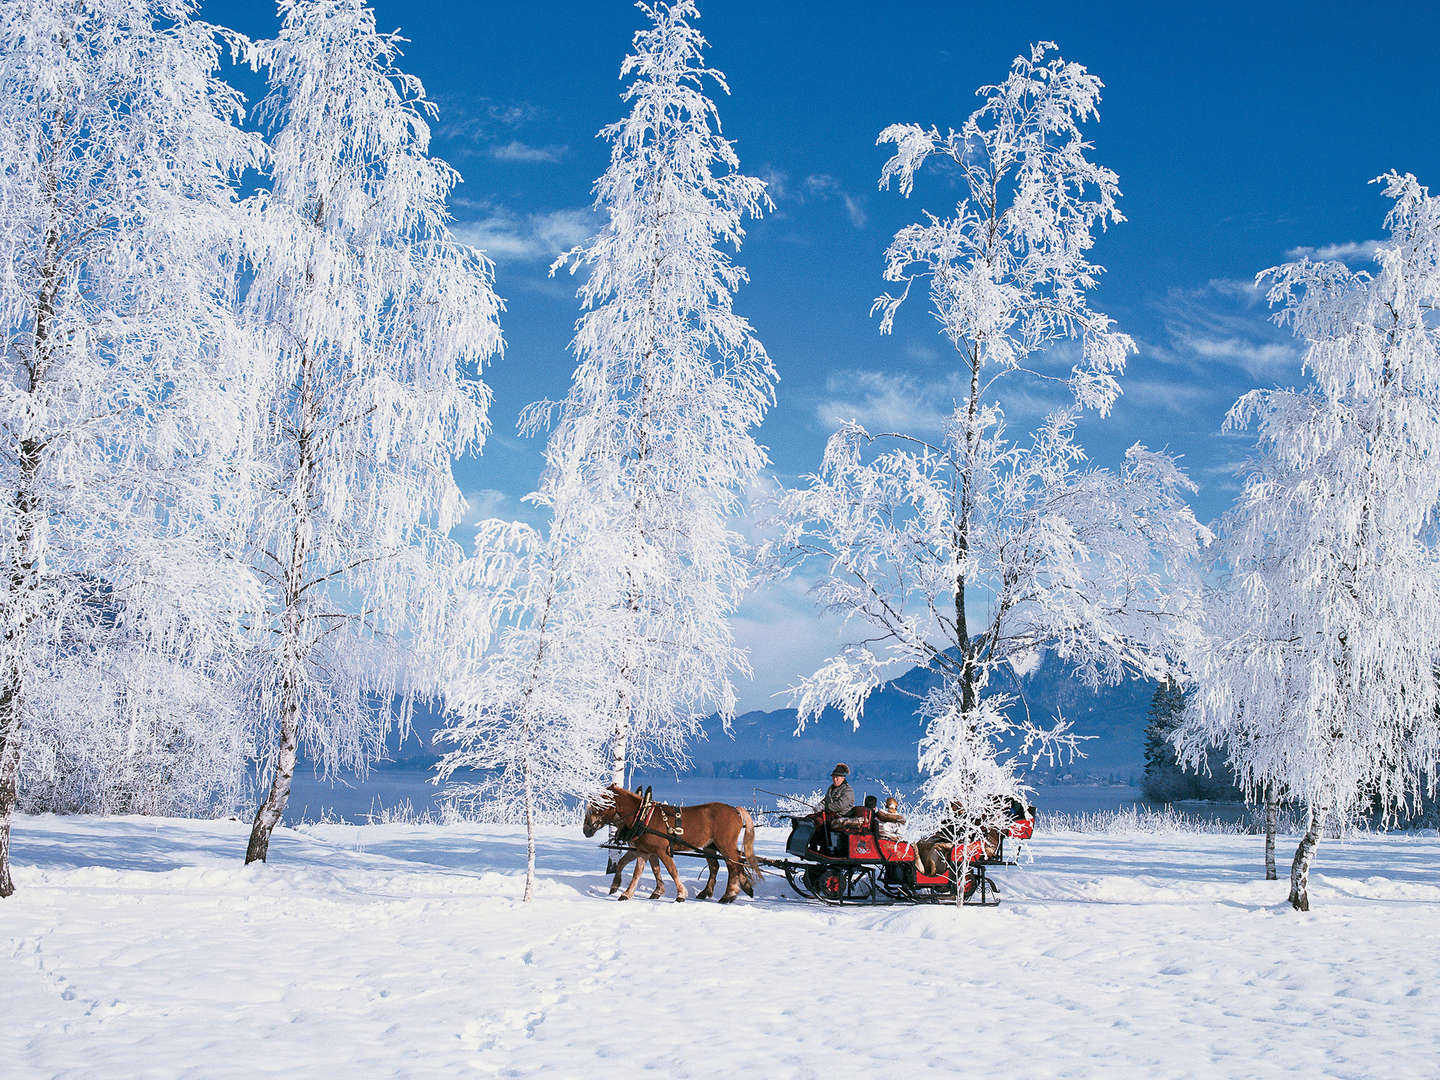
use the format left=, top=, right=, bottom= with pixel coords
left=616, top=894, right=630, bottom=902
left=675, top=893, right=687, bottom=903
left=696, top=890, right=712, bottom=900
left=718, top=894, right=737, bottom=905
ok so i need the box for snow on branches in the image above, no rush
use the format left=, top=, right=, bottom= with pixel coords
left=873, top=42, right=1133, bottom=415
left=765, top=46, right=1207, bottom=864
left=0, top=0, right=262, bottom=896
left=1178, top=173, right=1440, bottom=909
left=239, top=0, right=500, bottom=863
left=435, top=517, right=615, bottom=900
left=541, top=0, right=776, bottom=786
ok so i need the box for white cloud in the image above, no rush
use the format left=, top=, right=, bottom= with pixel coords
left=730, top=570, right=851, bottom=714
left=1182, top=336, right=1296, bottom=377
left=839, top=195, right=867, bottom=230
left=815, top=370, right=961, bottom=433
left=758, top=166, right=792, bottom=204
left=1285, top=239, right=1381, bottom=262
left=454, top=205, right=594, bottom=263
left=1117, top=374, right=1223, bottom=413
left=435, top=97, right=543, bottom=145
left=802, top=173, right=868, bottom=229
left=489, top=140, right=567, bottom=164
left=458, top=488, right=518, bottom=529
left=904, top=342, right=942, bottom=363
left=813, top=368, right=1067, bottom=435
left=1153, top=280, right=1300, bottom=381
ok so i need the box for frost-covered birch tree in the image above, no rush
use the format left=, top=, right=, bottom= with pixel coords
left=544, top=0, right=775, bottom=786
left=239, top=0, right=500, bottom=864
left=1177, top=173, right=1440, bottom=911
left=0, top=0, right=259, bottom=898
left=764, top=45, right=1208, bottom=889
left=435, top=511, right=614, bottom=901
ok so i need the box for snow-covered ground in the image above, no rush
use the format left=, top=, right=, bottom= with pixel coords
left=5, top=815, right=1438, bottom=1079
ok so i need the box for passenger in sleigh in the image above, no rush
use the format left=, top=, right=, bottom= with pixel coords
left=876, top=797, right=906, bottom=841
left=914, top=801, right=964, bottom=876
left=914, top=796, right=1035, bottom=873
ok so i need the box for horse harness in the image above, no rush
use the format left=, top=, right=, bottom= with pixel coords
left=614, top=786, right=694, bottom=852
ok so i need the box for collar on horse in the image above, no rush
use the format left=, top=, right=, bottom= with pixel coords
left=615, top=786, right=656, bottom=844
left=614, top=786, right=686, bottom=846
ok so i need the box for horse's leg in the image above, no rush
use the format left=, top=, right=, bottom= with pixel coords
left=734, top=815, right=754, bottom=897
left=609, top=848, right=635, bottom=895
left=696, top=848, right=718, bottom=900
left=658, top=849, right=687, bottom=902
left=619, top=848, right=648, bottom=900
left=717, top=829, right=744, bottom=903
left=647, top=855, right=664, bottom=899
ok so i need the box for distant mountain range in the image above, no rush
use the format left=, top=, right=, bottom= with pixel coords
left=392, top=654, right=1159, bottom=787
left=685, top=653, right=1156, bottom=785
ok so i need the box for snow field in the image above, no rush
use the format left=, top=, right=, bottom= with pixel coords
left=4, top=816, right=1439, bottom=1079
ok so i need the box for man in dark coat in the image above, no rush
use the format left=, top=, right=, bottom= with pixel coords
left=820, top=762, right=855, bottom=816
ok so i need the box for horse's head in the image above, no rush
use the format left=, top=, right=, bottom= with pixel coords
left=582, top=786, right=624, bottom=838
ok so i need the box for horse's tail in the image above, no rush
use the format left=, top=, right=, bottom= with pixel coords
left=739, top=806, right=764, bottom=883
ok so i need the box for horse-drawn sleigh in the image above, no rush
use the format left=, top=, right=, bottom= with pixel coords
left=770, top=799, right=1034, bottom=906
left=584, top=783, right=1035, bottom=907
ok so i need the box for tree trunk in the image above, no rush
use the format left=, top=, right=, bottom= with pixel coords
left=246, top=502, right=310, bottom=863
left=246, top=674, right=301, bottom=863
left=247, top=350, right=317, bottom=864
left=955, top=846, right=971, bottom=910
left=609, top=716, right=628, bottom=790
left=523, top=761, right=536, bottom=903
left=0, top=698, right=19, bottom=897
left=246, top=702, right=298, bottom=864
left=1264, top=788, right=1277, bottom=881
left=1, top=152, right=62, bottom=897
left=245, top=535, right=308, bottom=864
left=1288, top=803, right=1325, bottom=911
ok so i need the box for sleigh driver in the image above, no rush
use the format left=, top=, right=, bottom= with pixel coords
left=820, top=762, right=855, bottom=816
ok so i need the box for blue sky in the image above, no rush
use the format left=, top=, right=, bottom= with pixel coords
left=211, top=1, right=1440, bottom=708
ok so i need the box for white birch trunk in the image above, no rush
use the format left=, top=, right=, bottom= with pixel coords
left=609, top=717, right=629, bottom=791
left=1264, top=788, right=1278, bottom=881
left=0, top=437, right=42, bottom=898
left=246, top=379, right=316, bottom=864
left=1, top=209, right=58, bottom=896
left=523, top=756, right=536, bottom=903
left=1288, top=803, right=1325, bottom=911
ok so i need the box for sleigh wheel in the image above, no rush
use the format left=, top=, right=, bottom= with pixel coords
left=804, top=866, right=847, bottom=903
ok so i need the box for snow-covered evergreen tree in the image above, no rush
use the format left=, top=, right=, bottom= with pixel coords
left=1177, top=173, right=1440, bottom=910
left=544, top=0, right=775, bottom=786
left=0, top=0, right=259, bottom=897
left=1142, top=678, right=1239, bottom=803
left=1142, top=680, right=1186, bottom=794
left=764, top=45, right=1208, bottom=892
left=238, top=0, right=500, bottom=864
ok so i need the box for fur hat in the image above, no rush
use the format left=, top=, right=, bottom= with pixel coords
left=832, top=762, right=849, bottom=777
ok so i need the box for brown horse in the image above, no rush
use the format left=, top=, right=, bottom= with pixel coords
left=582, top=784, right=762, bottom=903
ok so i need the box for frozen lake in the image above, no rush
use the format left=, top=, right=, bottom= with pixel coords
left=284, top=761, right=1249, bottom=825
